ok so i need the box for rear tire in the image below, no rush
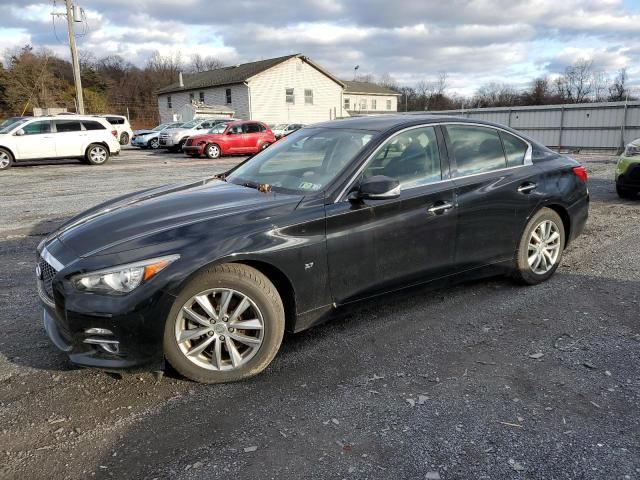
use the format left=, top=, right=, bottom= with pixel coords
left=120, top=132, right=129, bottom=145
left=163, top=264, right=285, bottom=384
left=205, top=143, right=221, bottom=159
left=616, top=184, right=637, bottom=199
left=85, top=144, right=110, bottom=165
left=0, top=148, right=14, bottom=171
left=513, top=207, right=565, bottom=285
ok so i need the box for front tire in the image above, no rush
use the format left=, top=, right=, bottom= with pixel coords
left=205, top=143, right=221, bottom=159
left=616, top=184, right=637, bottom=199
left=0, top=148, right=14, bottom=171
left=513, top=207, right=565, bottom=285
left=120, top=132, right=129, bottom=145
left=85, top=144, right=110, bottom=165
left=164, top=264, right=285, bottom=384
left=149, top=138, right=160, bottom=150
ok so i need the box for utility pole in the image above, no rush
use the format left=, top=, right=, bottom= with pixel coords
left=53, top=1, right=84, bottom=114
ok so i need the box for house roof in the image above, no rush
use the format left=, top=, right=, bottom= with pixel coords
left=342, top=81, right=401, bottom=96
left=156, top=54, right=344, bottom=95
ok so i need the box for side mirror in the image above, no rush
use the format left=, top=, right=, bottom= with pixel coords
left=349, top=175, right=400, bottom=201
left=15, top=129, right=25, bottom=136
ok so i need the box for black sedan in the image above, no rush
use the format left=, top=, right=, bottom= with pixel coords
left=37, top=115, right=589, bottom=383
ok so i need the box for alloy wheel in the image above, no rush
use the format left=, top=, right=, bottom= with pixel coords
left=174, top=288, right=265, bottom=371
left=89, top=146, right=108, bottom=163
left=150, top=139, right=159, bottom=149
left=0, top=151, right=10, bottom=169
left=207, top=145, right=220, bottom=158
left=527, top=219, right=561, bottom=274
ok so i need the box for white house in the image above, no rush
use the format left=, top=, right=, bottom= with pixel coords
left=156, top=54, right=347, bottom=124
left=341, top=81, right=401, bottom=115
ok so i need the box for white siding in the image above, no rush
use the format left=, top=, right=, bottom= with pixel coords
left=344, top=93, right=398, bottom=113
left=157, top=84, right=249, bottom=123
left=248, top=57, right=344, bottom=124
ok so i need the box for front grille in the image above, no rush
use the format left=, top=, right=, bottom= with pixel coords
left=38, top=258, right=57, bottom=302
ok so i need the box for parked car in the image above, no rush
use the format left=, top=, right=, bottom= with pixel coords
left=183, top=121, right=275, bottom=159
left=36, top=116, right=588, bottom=383
left=159, top=118, right=236, bottom=152
left=615, top=138, right=640, bottom=199
left=272, top=123, right=305, bottom=139
left=132, top=122, right=183, bottom=150
left=94, top=115, right=133, bottom=146
left=0, top=116, right=120, bottom=171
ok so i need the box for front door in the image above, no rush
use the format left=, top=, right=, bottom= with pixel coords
left=444, top=124, right=541, bottom=270
left=225, top=124, right=245, bottom=153
left=326, top=125, right=457, bottom=304
left=14, top=120, right=55, bottom=159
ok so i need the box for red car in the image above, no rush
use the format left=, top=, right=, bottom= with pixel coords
left=183, top=121, right=275, bottom=159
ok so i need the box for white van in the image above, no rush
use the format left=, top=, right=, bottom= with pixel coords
left=0, top=116, right=121, bottom=171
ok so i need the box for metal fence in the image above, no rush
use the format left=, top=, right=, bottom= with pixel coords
left=424, top=101, right=640, bottom=152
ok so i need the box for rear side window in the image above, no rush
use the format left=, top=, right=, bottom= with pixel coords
left=82, top=121, right=106, bottom=131
left=244, top=123, right=264, bottom=134
left=500, top=131, right=528, bottom=167
left=22, top=121, right=51, bottom=135
left=54, top=120, right=82, bottom=133
left=106, top=117, right=124, bottom=125
left=446, top=125, right=506, bottom=176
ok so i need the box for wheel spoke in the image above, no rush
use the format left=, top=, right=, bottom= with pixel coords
left=178, top=327, right=210, bottom=344
left=546, top=231, right=560, bottom=244
left=533, top=254, right=543, bottom=270
left=211, top=338, right=223, bottom=369
left=187, top=335, right=216, bottom=357
left=528, top=253, right=538, bottom=267
left=229, top=297, right=250, bottom=323
left=218, top=290, right=232, bottom=318
left=530, top=231, right=542, bottom=244
left=195, top=294, right=218, bottom=320
left=228, top=331, right=261, bottom=346
left=225, top=337, right=242, bottom=367
left=182, top=307, right=211, bottom=328
left=229, top=318, right=263, bottom=330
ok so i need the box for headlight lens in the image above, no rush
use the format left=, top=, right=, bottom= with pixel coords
left=625, top=144, right=640, bottom=156
left=73, top=255, right=179, bottom=294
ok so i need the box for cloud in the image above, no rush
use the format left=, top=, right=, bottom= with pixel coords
left=0, top=0, right=639, bottom=93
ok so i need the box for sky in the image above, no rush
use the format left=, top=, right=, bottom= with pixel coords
left=0, top=0, right=639, bottom=95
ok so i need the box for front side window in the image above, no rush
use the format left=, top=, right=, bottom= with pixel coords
left=54, top=120, right=82, bottom=133
left=286, top=88, right=295, bottom=104
left=446, top=125, right=507, bottom=177
left=226, top=89, right=232, bottom=104
left=361, top=126, right=441, bottom=188
left=226, top=128, right=374, bottom=193
left=228, top=124, right=243, bottom=135
left=500, top=131, right=528, bottom=167
left=305, top=89, right=313, bottom=105
left=167, top=96, right=172, bottom=109
left=22, top=120, right=51, bottom=135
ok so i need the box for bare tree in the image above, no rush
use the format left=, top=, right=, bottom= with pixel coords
left=592, top=70, right=609, bottom=102
left=563, top=59, right=593, bottom=103
left=608, top=68, right=628, bottom=101
left=354, top=72, right=375, bottom=83
left=378, top=72, right=397, bottom=90
left=189, top=54, right=225, bottom=73
left=474, top=82, right=519, bottom=107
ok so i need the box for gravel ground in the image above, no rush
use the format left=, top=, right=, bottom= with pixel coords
left=0, top=150, right=638, bottom=480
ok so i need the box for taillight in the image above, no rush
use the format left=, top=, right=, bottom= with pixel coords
left=111, top=130, right=118, bottom=138
left=573, top=165, right=588, bottom=182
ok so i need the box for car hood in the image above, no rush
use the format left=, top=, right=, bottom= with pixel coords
left=134, top=129, right=156, bottom=136
left=55, top=179, right=302, bottom=258
left=162, top=128, right=194, bottom=136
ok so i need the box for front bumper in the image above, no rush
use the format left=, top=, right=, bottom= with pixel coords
left=159, top=137, right=178, bottom=147
left=183, top=145, right=205, bottom=155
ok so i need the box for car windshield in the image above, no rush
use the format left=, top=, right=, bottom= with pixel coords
left=0, top=118, right=28, bottom=134
left=181, top=120, right=200, bottom=129
left=208, top=123, right=228, bottom=134
left=153, top=124, right=170, bottom=131
left=226, top=127, right=375, bottom=194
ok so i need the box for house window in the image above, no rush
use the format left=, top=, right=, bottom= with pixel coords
left=386, top=99, right=392, bottom=110
left=189, top=92, right=195, bottom=102
left=286, top=88, right=295, bottom=104
left=226, top=88, right=232, bottom=104
left=360, top=99, right=367, bottom=111
left=199, top=92, right=205, bottom=103
left=304, top=89, right=313, bottom=105
left=371, top=99, right=377, bottom=110
left=344, top=98, right=350, bottom=110
left=167, top=96, right=172, bottom=109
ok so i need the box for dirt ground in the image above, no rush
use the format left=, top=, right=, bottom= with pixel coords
left=0, top=148, right=638, bottom=480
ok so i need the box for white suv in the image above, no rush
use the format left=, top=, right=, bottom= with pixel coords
left=95, top=115, right=134, bottom=145
left=0, top=116, right=121, bottom=171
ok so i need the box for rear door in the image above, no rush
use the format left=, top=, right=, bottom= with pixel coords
left=326, top=125, right=457, bottom=303
left=14, top=120, right=56, bottom=159
left=444, top=124, right=541, bottom=270
left=53, top=119, right=84, bottom=158
left=242, top=123, right=264, bottom=153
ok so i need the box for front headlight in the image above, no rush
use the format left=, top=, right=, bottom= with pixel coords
left=73, top=255, right=179, bottom=294
left=625, top=144, right=640, bottom=157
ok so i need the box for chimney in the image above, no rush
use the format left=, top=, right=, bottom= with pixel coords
left=179, top=72, right=184, bottom=88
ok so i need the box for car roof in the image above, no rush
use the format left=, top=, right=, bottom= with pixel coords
left=20, top=116, right=109, bottom=121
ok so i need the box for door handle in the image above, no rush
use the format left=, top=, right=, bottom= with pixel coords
left=427, top=201, right=454, bottom=215
left=517, top=182, right=537, bottom=194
